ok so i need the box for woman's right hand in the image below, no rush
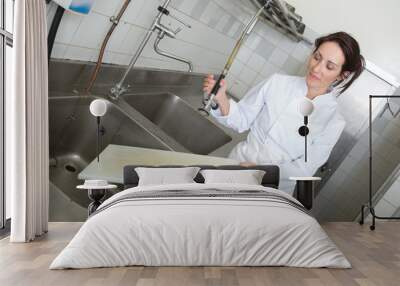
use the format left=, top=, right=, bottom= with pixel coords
left=203, top=74, right=230, bottom=115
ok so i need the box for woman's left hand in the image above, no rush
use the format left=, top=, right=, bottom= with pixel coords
left=239, top=162, right=257, bottom=167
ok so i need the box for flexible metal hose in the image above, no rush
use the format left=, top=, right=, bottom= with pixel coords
left=85, top=0, right=131, bottom=93
left=199, top=2, right=270, bottom=115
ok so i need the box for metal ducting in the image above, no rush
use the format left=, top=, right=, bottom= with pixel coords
left=250, top=0, right=311, bottom=44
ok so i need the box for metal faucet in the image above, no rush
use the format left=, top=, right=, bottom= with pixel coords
left=110, top=0, right=192, bottom=99
left=153, top=16, right=193, bottom=72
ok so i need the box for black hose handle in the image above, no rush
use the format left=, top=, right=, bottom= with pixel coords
left=209, top=74, right=225, bottom=110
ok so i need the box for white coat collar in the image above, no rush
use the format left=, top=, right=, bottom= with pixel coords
left=312, top=91, right=337, bottom=107
left=299, top=77, right=338, bottom=108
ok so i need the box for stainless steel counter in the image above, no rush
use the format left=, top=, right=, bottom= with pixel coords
left=48, top=59, right=245, bottom=217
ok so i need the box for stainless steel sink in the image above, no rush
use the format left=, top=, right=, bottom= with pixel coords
left=49, top=95, right=171, bottom=209
left=121, top=92, right=232, bottom=154
left=49, top=60, right=234, bottom=221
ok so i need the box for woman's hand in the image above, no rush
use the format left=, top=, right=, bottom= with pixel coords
left=203, top=74, right=230, bottom=115
left=239, top=162, right=257, bottom=167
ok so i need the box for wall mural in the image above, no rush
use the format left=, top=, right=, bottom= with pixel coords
left=46, top=0, right=398, bottom=223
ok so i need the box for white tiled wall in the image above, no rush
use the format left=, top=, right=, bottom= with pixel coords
left=311, top=70, right=397, bottom=221
left=364, top=168, right=400, bottom=220
left=374, top=179, right=400, bottom=217
left=48, top=0, right=314, bottom=98
left=365, top=93, right=400, bottom=219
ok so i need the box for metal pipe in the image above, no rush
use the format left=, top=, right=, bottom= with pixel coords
left=153, top=33, right=193, bottom=72
left=250, top=0, right=312, bottom=45
left=110, top=0, right=172, bottom=99
left=273, top=0, right=306, bottom=42
left=86, top=0, right=132, bottom=93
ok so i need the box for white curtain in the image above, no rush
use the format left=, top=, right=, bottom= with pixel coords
left=7, top=0, right=49, bottom=242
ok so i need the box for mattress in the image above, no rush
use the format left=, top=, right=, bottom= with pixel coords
left=50, top=183, right=350, bottom=269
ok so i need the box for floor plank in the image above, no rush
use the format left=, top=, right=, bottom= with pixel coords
left=0, top=222, right=399, bottom=286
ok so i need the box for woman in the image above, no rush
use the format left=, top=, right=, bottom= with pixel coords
left=203, top=32, right=365, bottom=194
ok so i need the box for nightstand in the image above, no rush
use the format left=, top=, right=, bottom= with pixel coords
left=289, top=177, right=321, bottom=210
left=77, top=180, right=117, bottom=216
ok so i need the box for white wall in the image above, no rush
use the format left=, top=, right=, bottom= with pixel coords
left=48, top=0, right=314, bottom=98
left=370, top=177, right=400, bottom=218
left=49, top=0, right=400, bottom=97
left=286, top=0, right=400, bottom=82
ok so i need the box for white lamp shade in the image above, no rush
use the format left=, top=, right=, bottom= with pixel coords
left=298, top=98, right=314, bottom=116
left=89, top=99, right=108, bottom=117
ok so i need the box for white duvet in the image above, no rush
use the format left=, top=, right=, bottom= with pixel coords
left=50, top=183, right=350, bottom=269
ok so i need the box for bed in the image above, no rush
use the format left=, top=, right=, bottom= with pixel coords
left=50, top=165, right=350, bottom=269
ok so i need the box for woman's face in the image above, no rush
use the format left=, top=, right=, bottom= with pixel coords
left=306, top=41, right=347, bottom=92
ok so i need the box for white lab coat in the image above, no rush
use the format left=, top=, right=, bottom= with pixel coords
left=211, top=73, right=346, bottom=195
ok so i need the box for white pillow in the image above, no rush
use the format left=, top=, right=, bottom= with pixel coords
left=135, top=167, right=200, bottom=186
left=200, top=169, right=266, bottom=185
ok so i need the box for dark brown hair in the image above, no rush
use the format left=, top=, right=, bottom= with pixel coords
left=313, top=31, right=365, bottom=94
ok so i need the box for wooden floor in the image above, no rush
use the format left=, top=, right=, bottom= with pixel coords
left=0, top=222, right=399, bottom=286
